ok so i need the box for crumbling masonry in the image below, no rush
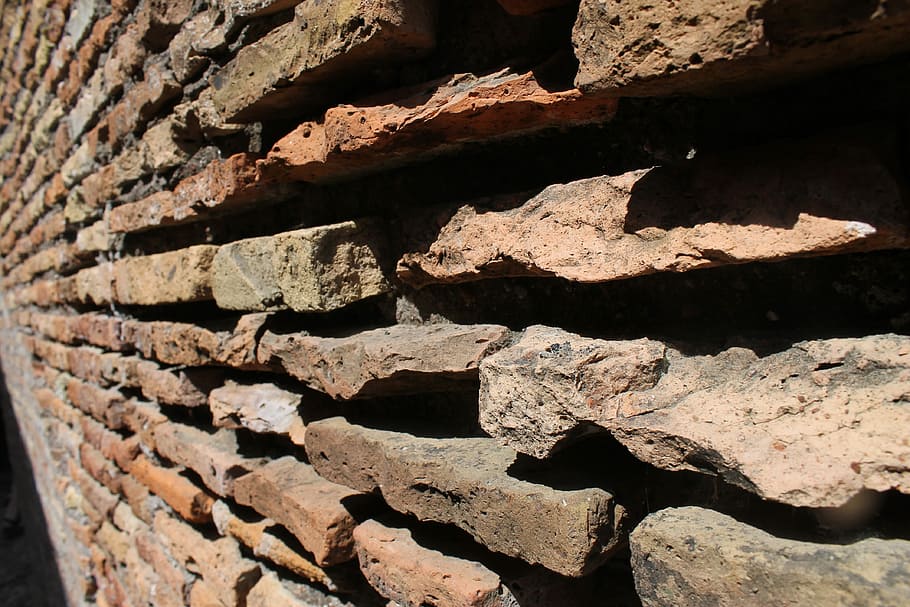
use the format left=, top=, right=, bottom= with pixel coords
left=0, top=1, right=909, bottom=606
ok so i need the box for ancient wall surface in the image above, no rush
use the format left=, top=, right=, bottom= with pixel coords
left=0, top=1, right=909, bottom=605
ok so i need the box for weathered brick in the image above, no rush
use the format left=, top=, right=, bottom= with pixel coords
left=400, top=135, right=910, bottom=287
left=212, top=221, right=389, bottom=312
left=246, top=570, right=347, bottom=607
left=155, top=511, right=262, bottom=606
left=154, top=423, right=266, bottom=496
left=130, top=455, right=216, bottom=524
left=111, top=245, right=218, bottom=305
left=354, top=519, right=516, bottom=607
left=211, top=0, right=438, bottom=122
left=480, top=326, right=910, bottom=508
left=632, top=506, right=910, bottom=607
left=134, top=360, right=224, bottom=407
left=232, top=456, right=363, bottom=567
left=305, top=417, right=626, bottom=577
left=208, top=381, right=307, bottom=444
left=257, top=323, right=511, bottom=399
left=65, top=375, right=129, bottom=430
left=573, top=0, right=910, bottom=96
left=134, top=529, right=191, bottom=602
left=80, top=442, right=122, bottom=494
left=263, top=71, right=618, bottom=183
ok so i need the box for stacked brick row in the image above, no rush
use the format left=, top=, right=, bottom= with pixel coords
left=1, top=1, right=909, bottom=605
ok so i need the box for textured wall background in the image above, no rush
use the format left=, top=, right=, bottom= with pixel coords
left=1, top=1, right=909, bottom=605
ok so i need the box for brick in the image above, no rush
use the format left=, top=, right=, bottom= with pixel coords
left=263, top=71, right=618, bottom=183
left=154, top=423, right=266, bottom=496
left=121, top=399, right=169, bottom=450
left=211, top=500, right=349, bottom=593
left=34, top=387, right=80, bottom=426
left=257, top=323, right=511, bottom=399
left=632, top=506, right=910, bottom=607
left=69, top=460, right=119, bottom=521
left=65, top=375, right=129, bottom=430
left=136, top=0, right=195, bottom=50
left=212, top=221, right=389, bottom=312
left=134, top=530, right=191, bottom=601
left=108, top=154, right=285, bottom=234
left=246, top=570, right=348, bottom=607
left=232, top=456, right=362, bottom=566
left=130, top=455, right=216, bottom=524
left=111, top=245, right=218, bottom=305
left=573, top=0, right=910, bottom=96
left=155, top=511, right=262, bottom=606
left=211, top=0, right=438, bottom=122
left=208, top=382, right=307, bottom=444
left=354, top=519, right=515, bottom=607
left=80, top=416, right=141, bottom=470
left=189, top=580, right=230, bottom=607
left=120, top=313, right=270, bottom=369
left=305, top=417, right=625, bottom=577
left=480, top=326, right=910, bottom=508
left=119, top=474, right=156, bottom=524
left=80, top=442, right=122, bottom=494
left=96, top=521, right=130, bottom=564
left=400, top=135, right=910, bottom=287
left=134, top=360, right=224, bottom=407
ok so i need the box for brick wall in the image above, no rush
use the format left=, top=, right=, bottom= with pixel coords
left=1, top=1, right=909, bottom=605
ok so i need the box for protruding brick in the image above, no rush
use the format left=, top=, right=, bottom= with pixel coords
left=208, top=381, right=307, bottom=444
left=65, top=375, right=129, bottom=430
left=354, top=519, right=516, bottom=607
left=305, top=417, right=626, bottom=577
left=130, top=455, right=215, bottom=524
left=480, top=326, right=910, bottom=508
left=263, top=71, right=618, bottom=183
left=232, top=456, right=363, bottom=566
left=257, top=323, right=511, bottom=399
left=153, top=423, right=266, bottom=496
left=211, top=500, right=349, bottom=592
left=111, top=245, right=218, bottom=305
left=211, top=0, right=438, bottom=122
left=399, top=136, right=910, bottom=287
left=108, top=154, right=285, bottom=234
left=573, top=0, right=910, bottom=96
left=213, top=221, right=389, bottom=312
left=134, top=360, right=223, bottom=407
left=632, top=507, right=910, bottom=607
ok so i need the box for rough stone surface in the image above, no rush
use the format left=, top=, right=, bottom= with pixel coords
left=631, top=506, right=910, bottom=607
left=109, top=245, right=218, bottom=305
left=399, top=137, right=910, bottom=286
left=211, top=0, right=438, bottom=122
left=232, top=456, right=363, bottom=567
left=246, top=570, right=353, bottom=607
left=153, top=423, right=267, bottom=496
left=305, top=417, right=626, bottom=576
left=573, top=0, right=910, bottom=95
left=257, top=323, right=511, bottom=399
left=354, top=519, right=517, bottom=607
left=212, top=221, right=389, bottom=312
left=208, top=381, right=307, bottom=444
left=263, top=70, right=619, bottom=183
left=480, top=326, right=910, bottom=508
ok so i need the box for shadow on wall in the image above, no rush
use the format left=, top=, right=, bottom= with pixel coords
left=0, top=361, right=66, bottom=607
